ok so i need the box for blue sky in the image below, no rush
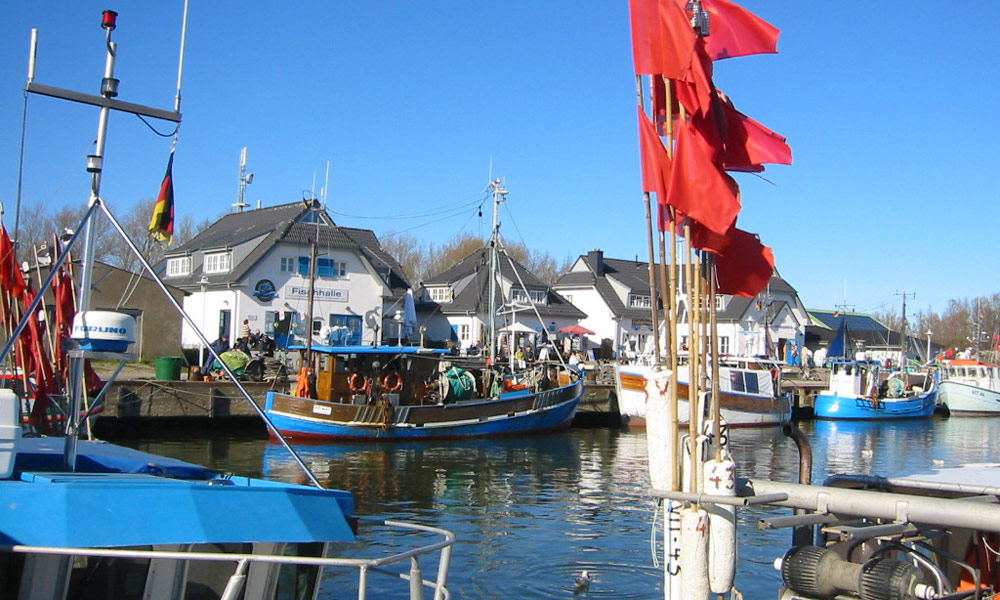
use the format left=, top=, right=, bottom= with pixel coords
left=2, top=2, right=998, bottom=317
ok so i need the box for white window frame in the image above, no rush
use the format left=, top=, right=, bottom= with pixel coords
left=280, top=257, right=296, bottom=273
left=459, top=324, right=470, bottom=342
left=166, top=256, right=191, bottom=277
left=628, top=294, right=651, bottom=308
left=203, top=251, right=231, bottom=274
left=719, top=335, right=730, bottom=355
left=428, top=287, right=452, bottom=303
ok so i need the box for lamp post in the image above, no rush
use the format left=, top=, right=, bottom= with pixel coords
left=394, top=310, right=404, bottom=346
left=198, top=276, right=209, bottom=369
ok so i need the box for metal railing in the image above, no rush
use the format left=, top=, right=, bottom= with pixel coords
left=4, top=518, right=455, bottom=600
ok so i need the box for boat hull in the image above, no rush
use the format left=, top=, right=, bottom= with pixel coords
left=814, top=390, right=937, bottom=420
left=264, top=380, right=583, bottom=440
left=938, top=380, right=1000, bottom=415
left=615, top=365, right=790, bottom=428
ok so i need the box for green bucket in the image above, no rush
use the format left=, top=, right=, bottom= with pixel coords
left=154, top=356, right=184, bottom=381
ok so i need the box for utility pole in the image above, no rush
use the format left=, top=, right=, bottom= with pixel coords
left=896, top=289, right=916, bottom=365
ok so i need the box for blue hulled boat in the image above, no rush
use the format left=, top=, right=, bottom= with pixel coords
left=264, top=344, right=583, bottom=440
left=814, top=360, right=937, bottom=420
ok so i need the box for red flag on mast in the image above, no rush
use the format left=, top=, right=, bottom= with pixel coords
left=665, top=119, right=740, bottom=236
left=701, top=0, right=779, bottom=60
left=629, top=0, right=696, bottom=78
left=149, top=150, right=175, bottom=243
left=637, top=107, right=671, bottom=201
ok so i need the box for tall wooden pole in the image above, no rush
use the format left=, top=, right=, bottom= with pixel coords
left=636, top=75, right=662, bottom=365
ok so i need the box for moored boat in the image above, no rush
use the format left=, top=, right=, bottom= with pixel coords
left=615, top=357, right=791, bottom=427
left=814, top=359, right=937, bottom=420
left=265, top=344, right=582, bottom=439
left=937, top=359, right=1000, bottom=415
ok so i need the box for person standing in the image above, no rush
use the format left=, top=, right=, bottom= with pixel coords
left=241, top=319, right=251, bottom=340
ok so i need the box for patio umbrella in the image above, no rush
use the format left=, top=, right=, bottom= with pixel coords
left=558, top=324, right=595, bottom=336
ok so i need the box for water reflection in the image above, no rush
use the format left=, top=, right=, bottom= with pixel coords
left=120, top=417, right=1000, bottom=599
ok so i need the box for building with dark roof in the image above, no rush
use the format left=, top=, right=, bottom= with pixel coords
left=158, top=200, right=410, bottom=350
left=553, top=250, right=809, bottom=361
left=806, top=309, right=942, bottom=365
left=418, top=246, right=586, bottom=352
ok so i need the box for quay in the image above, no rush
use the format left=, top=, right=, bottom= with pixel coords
left=90, top=365, right=827, bottom=437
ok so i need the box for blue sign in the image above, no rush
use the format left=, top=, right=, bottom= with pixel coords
left=253, top=279, right=278, bottom=301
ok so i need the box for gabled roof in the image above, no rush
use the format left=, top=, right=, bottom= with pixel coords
left=420, top=247, right=584, bottom=320
left=158, top=200, right=409, bottom=294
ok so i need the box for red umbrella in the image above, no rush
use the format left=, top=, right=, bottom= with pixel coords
left=558, top=324, right=595, bottom=336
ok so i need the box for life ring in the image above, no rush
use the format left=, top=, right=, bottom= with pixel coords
left=348, top=373, right=368, bottom=394
left=382, top=371, right=403, bottom=392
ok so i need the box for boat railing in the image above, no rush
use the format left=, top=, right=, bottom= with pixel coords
left=2, top=518, right=455, bottom=600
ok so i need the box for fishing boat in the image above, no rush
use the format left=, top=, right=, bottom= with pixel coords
left=814, top=359, right=937, bottom=420
left=0, top=10, right=454, bottom=599
left=937, top=359, right=1000, bottom=415
left=263, top=180, right=583, bottom=440
left=615, top=357, right=790, bottom=427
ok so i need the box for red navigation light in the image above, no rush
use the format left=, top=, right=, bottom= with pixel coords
left=101, top=10, right=118, bottom=31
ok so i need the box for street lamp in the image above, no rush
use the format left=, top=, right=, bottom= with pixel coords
left=394, top=310, right=403, bottom=346
left=198, top=276, right=209, bottom=369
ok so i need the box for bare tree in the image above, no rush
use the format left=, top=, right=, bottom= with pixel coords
left=379, top=231, right=431, bottom=284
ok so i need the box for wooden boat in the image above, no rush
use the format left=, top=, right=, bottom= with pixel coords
left=814, top=360, right=937, bottom=420
left=938, top=359, right=1000, bottom=415
left=265, top=344, right=582, bottom=439
left=615, top=358, right=791, bottom=427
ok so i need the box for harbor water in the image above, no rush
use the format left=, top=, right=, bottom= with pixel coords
left=122, top=417, right=1000, bottom=599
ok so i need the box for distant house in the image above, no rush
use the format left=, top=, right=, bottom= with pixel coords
left=158, top=200, right=410, bottom=352
left=418, top=248, right=585, bottom=353
left=553, top=249, right=809, bottom=362
left=806, top=309, right=941, bottom=364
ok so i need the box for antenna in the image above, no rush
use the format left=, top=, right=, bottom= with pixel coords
left=322, top=160, right=330, bottom=206
left=234, top=146, right=252, bottom=212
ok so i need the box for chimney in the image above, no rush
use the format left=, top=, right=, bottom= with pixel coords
left=588, top=249, right=604, bottom=277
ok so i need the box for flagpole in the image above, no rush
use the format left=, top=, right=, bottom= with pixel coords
left=709, top=255, right=722, bottom=460
left=664, top=78, right=681, bottom=491
left=636, top=75, right=662, bottom=365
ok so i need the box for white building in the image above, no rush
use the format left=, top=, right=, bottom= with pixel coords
left=553, top=250, right=809, bottom=362
left=159, top=200, right=411, bottom=353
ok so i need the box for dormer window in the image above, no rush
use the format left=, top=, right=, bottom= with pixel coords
left=428, top=287, right=452, bottom=303
left=166, top=256, right=191, bottom=277
left=628, top=294, right=651, bottom=308
left=511, top=288, right=546, bottom=305
left=203, top=251, right=232, bottom=274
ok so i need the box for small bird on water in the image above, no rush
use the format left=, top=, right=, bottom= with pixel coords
left=574, top=570, right=592, bottom=594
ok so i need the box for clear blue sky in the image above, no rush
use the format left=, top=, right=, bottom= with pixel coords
left=2, top=2, right=998, bottom=317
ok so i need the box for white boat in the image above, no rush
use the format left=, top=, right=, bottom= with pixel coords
left=615, top=358, right=791, bottom=427
left=938, top=359, right=1000, bottom=415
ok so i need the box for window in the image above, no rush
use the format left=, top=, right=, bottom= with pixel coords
left=511, top=288, right=546, bottom=304
left=719, top=336, right=730, bottom=355
left=329, top=314, right=362, bottom=345
left=298, top=257, right=346, bottom=278
left=715, top=295, right=725, bottom=310
left=265, top=311, right=277, bottom=334
left=203, top=252, right=231, bottom=274
left=563, top=294, right=573, bottom=304
left=312, top=318, right=323, bottom=335
left=166, top=256, right=190, bottom=277
left=628, top=294, right=651, bottom=308
left=459, top=324, right=470, bottom=342
left=280, top=257, right=296, bottom=273
left=428, top=287, right=452, bottom=303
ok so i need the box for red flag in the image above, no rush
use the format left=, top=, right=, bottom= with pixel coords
left=637, top=107, right=671, bottom=200
left=709, top=228, right=774, bottom=297
left=716, top=94, right=791, bottom=171
left=674, top=40, right=716, bottom=117
left=0, top=223, right=26, bottom=298
left=629, top=0, right=696, bottom=78
left=701, top=0, right=779, bottom=60
left=149, top=150, right=175, bottom=243
left=665, top=119, right=740, bottom=236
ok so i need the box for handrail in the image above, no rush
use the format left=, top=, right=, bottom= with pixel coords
left=2, top=518, right=455, bottom=600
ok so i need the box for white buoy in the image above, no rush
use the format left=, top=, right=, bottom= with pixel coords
left=679, top=506, right=711, bottom=600
left=704, top=457, right=737, bottom=594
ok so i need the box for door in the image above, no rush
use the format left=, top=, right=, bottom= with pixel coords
left=219, top=310, right=231, bottom=341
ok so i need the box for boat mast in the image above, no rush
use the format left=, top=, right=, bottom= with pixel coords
left=487, top=179, right=506, bottom=364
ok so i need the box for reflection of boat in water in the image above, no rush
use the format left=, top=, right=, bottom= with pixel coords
left=0, top=12, right=453, bottom=599
left=938, top=359, right=1000, bottom=415
left=615, top=358, right=791, bottom=427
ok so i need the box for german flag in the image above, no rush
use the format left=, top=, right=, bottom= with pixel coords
left=149, top=150, right=175, bottom=243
